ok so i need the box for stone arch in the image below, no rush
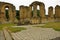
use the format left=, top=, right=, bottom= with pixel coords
left=30, top=1, right=45, bottom=17
left=29, top=1, right=46, bottom=23
left=0, top=3, right=16, bottom=23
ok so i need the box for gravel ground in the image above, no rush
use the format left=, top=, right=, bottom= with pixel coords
left=0, top=31, right=5, bottom=40
left=11, top=25, right=60, bottom=40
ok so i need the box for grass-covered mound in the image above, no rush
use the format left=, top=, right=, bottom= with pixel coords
left=35, top=22, right=60, bottom=31
left=0, top=23, right=26, bottom=33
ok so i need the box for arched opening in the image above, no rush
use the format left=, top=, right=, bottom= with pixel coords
left=37, top=5, right=40, bottom=17
left=5, top=7, right=9, bottom=21
left=32, top=6, right=33, bottom=17
left=16, top=10, right=20, bottom=20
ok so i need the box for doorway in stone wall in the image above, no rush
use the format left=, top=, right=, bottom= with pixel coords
left=5, top=7, right=9, bottom=21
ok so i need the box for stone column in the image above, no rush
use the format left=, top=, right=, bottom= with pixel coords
left=12, top=6, right=17, bottom=23
left=19, top=6, right=25, bottom=24
left=19, top=6, right=24, bottom=19
left=48, top=6, right=54, bottom=22
left=39, top=3, right=46, bottom=23
left=55, top=5, right=60, bottom=21
left=33, top=4, right=37, bottom=18
left=28, top=6, right=32, bottom=18
left=24, top=6, right=27, bottom=19
left=9, top=7, right=13, bottom=22
left=1, top=8, right=6, bottom=23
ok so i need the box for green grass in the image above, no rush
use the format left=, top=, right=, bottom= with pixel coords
left=34, top=22, right=60, bottom=31
left=8, top=27, right=26, bottom=33
left=0, top=23, right=16, bottom=30
left=0, top=23, right=26, bottom=32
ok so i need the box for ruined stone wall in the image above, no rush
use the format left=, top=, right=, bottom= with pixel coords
left=0, top=1, right=60, bottom=24
left=39, top=2, right=46, bottom=23
left=48, top=6, right=54, bottom=22
left=0, top=2, right=16, bottom=23
left=55, top=5, right=60, bottom=21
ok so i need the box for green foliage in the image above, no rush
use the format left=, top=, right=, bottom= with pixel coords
left=5, top=10, right=9, bottom=19
left=5, top=10, right=20, bottom=20
left=16, top=10, right=20, bottom=20
left=37, top=10, right=40, bottom=16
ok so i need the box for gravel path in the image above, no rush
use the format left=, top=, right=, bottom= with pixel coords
left=11, top=25, right=60, bottom=40
left=0, top=31, right=5, bottom=40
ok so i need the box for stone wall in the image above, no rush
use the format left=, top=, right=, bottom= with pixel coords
left=0, top=1, right=60, bottom=24
left=55, top=5, right=60, bottom=21
left=0, top=2, right=16, bottom=23
left=48, top=6, right=54, bottom=22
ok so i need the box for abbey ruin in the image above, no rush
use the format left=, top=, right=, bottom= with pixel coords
left=0, top=1, right=60, bottom=24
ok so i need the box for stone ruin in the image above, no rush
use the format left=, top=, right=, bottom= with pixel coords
left=0, top=1, right=60, bottom=24
left=0, top=2, right=16, bottom=23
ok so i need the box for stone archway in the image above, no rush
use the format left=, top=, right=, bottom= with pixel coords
left=29, top=1, right=46, bottom=24
left=0, top=3, right=16, bottom=23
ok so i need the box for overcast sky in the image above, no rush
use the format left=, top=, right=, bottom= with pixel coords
left=0, top=0, right=60, bottom=14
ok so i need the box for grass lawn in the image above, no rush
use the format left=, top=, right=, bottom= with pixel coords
left=0, top=23, right=16, bottom=30
left=0, top=23, right=26, bottom=33
left=34, top=22, right=60, bottom=31
left=8, top=27, right=26, bottom=33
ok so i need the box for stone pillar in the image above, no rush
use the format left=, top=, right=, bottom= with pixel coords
left=24, top=6, right=27, bottom=19
left=28, top=6, right=32, bottom=18
left=19, top=5, right=25, bottom=24
left=12, top=6, right=17, bottom=23
left=19, top=6, right=24, bottom=19
left=39, top=3, right=46, bottom=23
left=55, top=5, right=60, bottom=21
left=48, top=6, right=54, bottom=22
left=1, top=8, right=6, bottom=23
left=9, top=7, right=13, bottom=22
left=33, top=4, right=37, bottom=18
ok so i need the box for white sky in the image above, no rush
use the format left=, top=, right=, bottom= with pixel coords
left=0, top=0, right=60, bottom=14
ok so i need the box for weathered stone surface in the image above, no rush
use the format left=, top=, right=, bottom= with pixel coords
left=39, top=3, right=46, bottom=23
left=30, top=18, right=40, bottom=24
left=29, top=1, right=47, bottom=24
left=0, top=1, right=60, bottom=24
left=55, top=5, right=60, bottom=21
left=0, top=2, right=16, bottom=23
left=48, top=6, right=54, bottom=22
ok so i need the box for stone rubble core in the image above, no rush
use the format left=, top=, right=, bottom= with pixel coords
left=0, top=1, right=60, bottom=24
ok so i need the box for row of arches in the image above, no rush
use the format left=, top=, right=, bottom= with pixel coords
left=0, top=1, right=60, bottom=24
